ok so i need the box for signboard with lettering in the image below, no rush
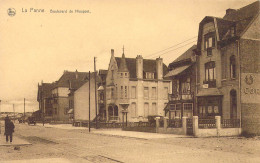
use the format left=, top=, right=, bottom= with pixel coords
left=241, top=73, right=260, bottom=104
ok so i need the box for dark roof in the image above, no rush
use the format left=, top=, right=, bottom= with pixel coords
left=115, top=57, right=168, bottom=79
left=55, top=71, right=88, bottom=88
left=168, top=45, right=196, bottom=69
left=223, top=1, right=259, bottom=36
left=37, top=82, right=55, bottom=101
left=196, top=1, right=259, bottom=53
left=223, top=1, right=259, bottom=22
left=118, top=53, right=129, bottom=72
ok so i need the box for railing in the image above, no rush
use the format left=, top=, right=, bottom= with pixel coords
left=221, top=119, right=240, bottom=128
left=203, top=80, right=216, bottom=88
left=109, top=116, right=119, bottom=121
left=168, top=119, right=182, bottom=128
left=198, top=119, right=216, bottom=129
left=168, top=92, right=194, bottom=101
left=97, top=122, right=123, bottom=128
left=127, top=121, right=156, bottom=128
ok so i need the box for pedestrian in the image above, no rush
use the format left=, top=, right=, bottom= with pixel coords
left=4, top=116, right=15, bottom=143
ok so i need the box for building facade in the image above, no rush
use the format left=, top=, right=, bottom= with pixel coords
left=194, top=1, right=259, bottom=134
left=105, top=49, right=171, bottom=123
left=165, top=45, right=197, bottom=120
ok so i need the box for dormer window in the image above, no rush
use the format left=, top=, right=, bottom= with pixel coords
left=145, top=72, right=154, bottom=79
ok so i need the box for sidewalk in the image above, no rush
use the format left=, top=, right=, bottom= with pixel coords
left=38, top=123, right=191, bottom=139
left=91, top=130, right=191, bottom=139
left=0, top=135, right=31, bottom=146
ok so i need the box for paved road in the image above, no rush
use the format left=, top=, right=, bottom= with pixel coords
left=0, top=122, right=260, bottom=163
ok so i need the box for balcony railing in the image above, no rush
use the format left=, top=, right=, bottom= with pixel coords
left=109, top=116, right=119, bottom=121
left=168, top=92, right=194, bottom=101
left=203, top=80, right=216, bottom=88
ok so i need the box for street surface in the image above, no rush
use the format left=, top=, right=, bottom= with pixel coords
left=0, top=121, right=260, bottom=163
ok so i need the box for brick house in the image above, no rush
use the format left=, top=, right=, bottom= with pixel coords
left=194, top=1, right=260, bottom=134
left=164, top=45, right=197, bottom=120
left=105, top=49, right=171, bottom=123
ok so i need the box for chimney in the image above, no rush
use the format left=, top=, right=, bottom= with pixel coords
left=111, top=49, right=114, bottom=57
left=136, top=55, right=143, bottom=79
left=156, top=57, right=163, bottom=80
left=226, top=8, right=236, bottom=15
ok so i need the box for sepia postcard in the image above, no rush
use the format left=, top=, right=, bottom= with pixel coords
left=0, top=0, right=259, bottom=162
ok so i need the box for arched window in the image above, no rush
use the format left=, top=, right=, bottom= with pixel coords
left=230, top=55, right=236, bottom=79
left=230, top=90, right=237, bottom=119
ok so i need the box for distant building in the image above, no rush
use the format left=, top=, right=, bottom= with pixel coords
left=105, top=49, right=171, bottom=122
left=194, top=1, right=260, bottom=134
left=37, top=82, right=55, bottom=120
left=51, top=70, right=88, bottom=121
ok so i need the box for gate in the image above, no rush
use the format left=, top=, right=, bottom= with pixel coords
left=186, top=118, right=193, bottom=135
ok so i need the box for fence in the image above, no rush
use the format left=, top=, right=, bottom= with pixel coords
left=168, top=119, right=182, bottom=128
left=127, top=121, right=156, bottom=128
left=221, top=119, right=240, bottom=128
left=198, top=119, right=216, bottom=129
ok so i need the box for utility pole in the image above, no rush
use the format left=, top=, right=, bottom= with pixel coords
left=24, top=98, right=25, bottom=123
left=43, top=98, right=45, bottom=126
left=13, top=104, right=15, bottom=122
left=89, top=71, right=91, bottom=132
left=94, top=57, right=97, bottom=129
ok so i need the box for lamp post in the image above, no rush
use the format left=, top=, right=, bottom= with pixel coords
left=97, top=85, right=104, bottom=121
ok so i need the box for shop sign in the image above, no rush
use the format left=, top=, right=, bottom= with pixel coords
left=241, top=73, right=260, bottom=103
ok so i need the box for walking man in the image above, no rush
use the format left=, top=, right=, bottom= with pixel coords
left=4, top=116, right=15, bottom=143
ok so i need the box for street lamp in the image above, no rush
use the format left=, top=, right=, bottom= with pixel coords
left=97, top=85, right=104, bottom=121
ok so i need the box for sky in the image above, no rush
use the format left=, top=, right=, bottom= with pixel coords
left=0, top=0, right=256, bottom=112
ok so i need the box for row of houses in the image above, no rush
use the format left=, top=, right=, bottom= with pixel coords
left=37, top=1, right=260, bottom=135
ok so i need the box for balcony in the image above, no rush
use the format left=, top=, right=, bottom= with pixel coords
left=203, top=80, right=216, bottom=88
left=168, top=92, right=194, bottom=102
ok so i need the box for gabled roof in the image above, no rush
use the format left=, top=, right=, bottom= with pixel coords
left=55, top=71, right=88, bottom=88
left=115, top=57, right=168, bottom=79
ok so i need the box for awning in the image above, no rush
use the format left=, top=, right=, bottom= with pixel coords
left=196, top=88, right=223, bottom=97
left=68, top=109, right=73, bottom=114
left=164, top=65, right=191, bottom=77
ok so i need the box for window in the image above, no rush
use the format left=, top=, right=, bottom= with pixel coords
left=144, top=87, right=149, bottom=99
left=204, top=32, right=215, bottom=56
left=164, top=87, right=168, bottom=99
left=110, top=88, right=114, bottom=98
left=131, top=86, right=136, bottom=99
left=152, top=103, right=157, bottom=115
left=176, top=79, right=179, bottom=94
left=121, top=86, right=123, bottom=98
left=181, top=78, right=191, bottom=94
left=152, top=87, right=157, bottom=99
left=144, top=103, right=149, bottom=117
left=204, top=61, right=216, bottom=88
left=230, top=55, right=236, bottom=79
left=125, top=73, right=128, bottom=77
left=169, top=104, right=182, bottom=119
left=183, top=103, right=193, bottom=118
left=198, top=97, right=221, bottom=118
left=145, top=72, right=154, bottom=79
left=125, top=86, right=127, bottom=98
left=131, top=103, right=137, bottom=118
